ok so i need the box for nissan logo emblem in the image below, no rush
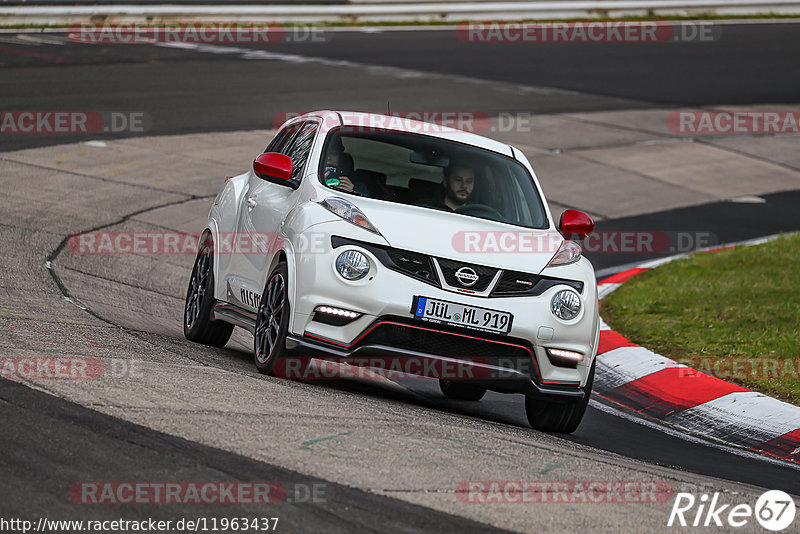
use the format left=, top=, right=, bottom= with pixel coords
left=455, top=267, right=479, bottom=287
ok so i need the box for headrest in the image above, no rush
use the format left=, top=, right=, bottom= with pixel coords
left=355, top=169, right=387, bottom=186
left=408, top=178, right=441, bottom=199
left=339, top=152, right=355, bottom=175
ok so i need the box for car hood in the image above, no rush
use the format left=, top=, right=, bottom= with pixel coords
left=356, top=198, right=563, bottom=275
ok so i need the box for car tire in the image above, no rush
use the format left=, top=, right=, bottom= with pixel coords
left=184, top=233, right=234, bottom=347
left=525, top=359, right=595, bottom=434
left=254, top=262, right=291, bottom=376
left=439, top=379, right=487, bottom=401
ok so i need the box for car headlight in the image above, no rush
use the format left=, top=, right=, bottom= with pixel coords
left=320, top=197, right=381, bottom=235
left=551, top=290, right=581, bottom=320
left=336, top=250, right=370, bottom=280
left=547, top=239, right=582, bottom=267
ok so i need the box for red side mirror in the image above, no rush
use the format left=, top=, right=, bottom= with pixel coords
left=559, top=209, right=594, bottom=238
left=253, top=152, right=293, bottom=181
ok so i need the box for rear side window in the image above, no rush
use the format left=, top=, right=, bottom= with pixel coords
left=284, top=120, right=319, bottom=182
left=265, top=123, right=299, bottom=154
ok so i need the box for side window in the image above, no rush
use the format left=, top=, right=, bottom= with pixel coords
left=284, top=120, right=319, bottom=182
left=265, top=123, right=299, bottom=154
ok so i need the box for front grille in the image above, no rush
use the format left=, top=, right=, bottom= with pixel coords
left=492, top=270, right=541, bottom=296
left=436, top=257, right=497, bottom=292
left=358, top=320, right=534, bottom=370
left=332, top=235, right=584, bottom=297
left=386, top=248, right=438, bottom=285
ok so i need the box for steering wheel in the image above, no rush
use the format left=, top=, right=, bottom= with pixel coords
left=455, top=203, right=507, bottom=222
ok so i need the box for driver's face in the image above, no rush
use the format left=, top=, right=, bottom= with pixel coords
left=326, top=148, right=341, bottom=167
left=445, top=167, right=475, bottom=205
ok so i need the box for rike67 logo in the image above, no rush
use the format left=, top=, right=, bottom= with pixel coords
left=668, top=490, right=796, bottom=531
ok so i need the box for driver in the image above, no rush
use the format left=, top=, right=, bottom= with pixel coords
left=323, top=138, right=356, bottom=192
left=323, top=138, right=370, bottom=195
left=425, top=161, right=476, bottom=211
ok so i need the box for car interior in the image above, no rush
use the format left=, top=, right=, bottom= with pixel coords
left=319, top=129, right=547, bottom=229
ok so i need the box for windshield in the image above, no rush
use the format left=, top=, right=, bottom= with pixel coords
left=318, top=128, right=548, bottom=229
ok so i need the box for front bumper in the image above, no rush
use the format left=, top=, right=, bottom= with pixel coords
left=288, top=224, right=599, bottom=390
left=284, top=318, right=585, bottom=399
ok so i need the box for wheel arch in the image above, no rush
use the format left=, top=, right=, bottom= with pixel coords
left=200, top=221, right=225, bottom=301
left=263, top=244, right=298, bottom=335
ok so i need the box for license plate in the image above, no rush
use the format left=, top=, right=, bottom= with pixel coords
left=411, top=296, right=513, bottom=335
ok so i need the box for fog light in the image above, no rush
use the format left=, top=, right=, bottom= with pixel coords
left=336, top=250, right=370, bottom=280
left=314, top=305, right=362, bottom=326
left=317, top=306, right=359, bottom=319
left=546, top=348, right=584, bottom=368
left=551, top=290, right=581, bottom=320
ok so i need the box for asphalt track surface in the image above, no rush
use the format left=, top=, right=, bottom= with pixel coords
left=0, top=380, right=513, bottom=533
left=3, top=21, right=800, bottom=151
left=2, top=22, right=800, bottom=531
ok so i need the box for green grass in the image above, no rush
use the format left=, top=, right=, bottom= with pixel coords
left=601, top=233, right=800, bottom=405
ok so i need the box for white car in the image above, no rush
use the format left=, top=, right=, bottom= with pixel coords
left=184, top=111, right=599, bottom=433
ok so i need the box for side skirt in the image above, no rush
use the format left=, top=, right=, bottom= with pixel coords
left=211, top=301, right=256, bottom=334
